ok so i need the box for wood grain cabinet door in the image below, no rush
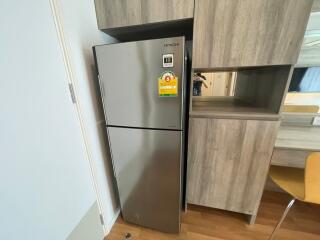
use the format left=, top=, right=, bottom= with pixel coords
left=187, top=118, right=279, bottom=214
left=192, top=0, right=313, bottom=69
left=95, top=0, right=194, bottom=29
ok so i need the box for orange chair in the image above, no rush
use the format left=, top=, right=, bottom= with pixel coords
left=283, top=105, right=319, bottom=113
left=268, top=152, right=320, bottom=240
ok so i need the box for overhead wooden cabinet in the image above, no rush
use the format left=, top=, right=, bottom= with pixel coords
left=94, top=0, right=194, bottom=29
left=192, top=0, right=313, bottom=69
left=187, top=118, right=279, bottom=217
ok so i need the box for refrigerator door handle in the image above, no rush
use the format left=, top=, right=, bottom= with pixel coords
left=98, top=77, right=109, bottom=124
left=98, top=75, right=105, bottom=97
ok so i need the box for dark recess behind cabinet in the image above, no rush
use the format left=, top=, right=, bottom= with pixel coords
left=102, top=19, right=193, bottom=42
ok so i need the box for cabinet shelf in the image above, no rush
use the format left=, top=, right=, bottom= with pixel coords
left=190, top=66, right=293, bottom=120
left=190, top=97, right=279, bottom=120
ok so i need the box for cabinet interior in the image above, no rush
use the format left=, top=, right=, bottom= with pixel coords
left=191, top=66, right=292, bottom=118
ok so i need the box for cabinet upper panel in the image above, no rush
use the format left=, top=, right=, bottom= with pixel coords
left=192, top=0, right=313, bottom=69
left=95, top=0, right=194, bottom=29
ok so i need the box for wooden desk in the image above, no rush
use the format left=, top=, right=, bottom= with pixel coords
left=275, top=126, right=320, bottom=151
left=271, top=126, right=320, bottom=168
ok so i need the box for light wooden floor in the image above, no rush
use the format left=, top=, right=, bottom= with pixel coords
left=106, top=191, right=320, bottom=240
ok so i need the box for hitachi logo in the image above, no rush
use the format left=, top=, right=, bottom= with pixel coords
left=164, top=43, right=179, bottom=47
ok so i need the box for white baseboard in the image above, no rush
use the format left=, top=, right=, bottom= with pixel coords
left=105, top=208, right=120, bottom=235
left=67, top=201, right=105, bottom=240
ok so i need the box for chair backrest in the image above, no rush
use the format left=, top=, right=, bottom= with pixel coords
left=283, top=105, right=320, bottom=113
left=305, top=152, right=320, bottom=204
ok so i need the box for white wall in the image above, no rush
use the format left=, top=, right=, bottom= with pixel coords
left=55, top=0, right=119, bottom=233
left=0, top=0, right=101, bottom=239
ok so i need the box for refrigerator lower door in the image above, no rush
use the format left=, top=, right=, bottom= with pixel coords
left=107, top=127, right=182, bottom=233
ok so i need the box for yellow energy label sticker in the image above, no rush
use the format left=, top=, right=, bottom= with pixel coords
left=158, top=71, right=178, bottom=97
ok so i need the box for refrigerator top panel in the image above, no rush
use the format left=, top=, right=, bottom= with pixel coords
left=94, top=37, right=185, bottom=130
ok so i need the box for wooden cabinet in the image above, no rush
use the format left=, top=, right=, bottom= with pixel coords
left=187, top=118, right=279, bottom=216
left=94, top=0, right=194, bottom=29
left=192, top=0, right=313, bottom=69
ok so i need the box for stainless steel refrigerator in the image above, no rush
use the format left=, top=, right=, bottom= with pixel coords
left=93, top=37, right=186, bottom=233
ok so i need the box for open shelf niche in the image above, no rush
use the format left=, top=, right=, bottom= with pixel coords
left=190, top=66, right=293, bottom=120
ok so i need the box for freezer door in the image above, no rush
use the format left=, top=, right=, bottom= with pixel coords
left=107, top=127, right=181, bottom=233
left=95, top=37, right=185, bottom=130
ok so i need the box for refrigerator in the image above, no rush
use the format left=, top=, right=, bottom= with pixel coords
left=93, top=37, right=186, bottom=233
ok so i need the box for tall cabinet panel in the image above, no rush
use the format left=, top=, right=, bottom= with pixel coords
left=95, top=0, right=194, bottom=29
left=187, top=118, right=279, bottom=215
left=192, top=0, right=313, bottom=69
